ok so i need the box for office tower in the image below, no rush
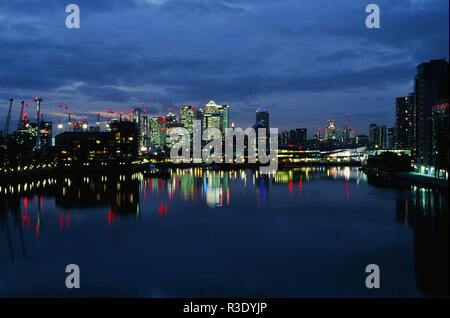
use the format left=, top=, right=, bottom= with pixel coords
left=180, top=106, right=195, bottom=135
left=348, top=126, right=355, bottom=141
left=217, top=104, right=230, bottom=134
left=315, top=128, right=323, bottom=142
left=165, top=122, right=184, bottom=150
left=370, top=125, right=391, bottom=150
left=166, top=108, right=177, bottom=123
left=133, top=108, right=147, bottom=150
left=149, top=116, right=166, bottom=149
left=369, top=124, right=379, bottom=148
left=386, top=127, right=395, bottom=150
left=296, top=128, right=307, bottom=143
left=395, top=94, right=415, bottom=149
left=255, top=108, right=269, bottom=137
left=6, top=122, right=38, bottom=153
left=342, top=121, right=349, bottom=144
left=289, top=130, right=296, bottom=144
left=40, top=121, right=53, bottom=148
left=202, top=100, right=229, bottom=135
left=414, top=59, right=449, bottom=164
left=201, top=113, right=221, bottom=141
left=141, top=115, right=149, bottom=147
left=428, top=101, right=449, bottom=177
left=281, top=131, right=289, bottom=144
left=324, top=120, right=337, bottom=141
left=110, top=120, right=139, bottom=160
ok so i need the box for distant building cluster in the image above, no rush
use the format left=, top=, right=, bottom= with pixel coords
left=0, top=59, right=448, bottom=178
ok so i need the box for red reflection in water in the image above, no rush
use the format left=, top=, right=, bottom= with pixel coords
left=60, top=214, right=64, bottom=230
left=40, top=196, right=43, bottom=210
left=66, top=214, right=70, bottom=228
left=108, top=210, right=111, bottom=224
left=345, top=180, right=350, bottom=199
left=288, top=181, right=293, bottom=197
left=23, top=197, right=28, bottom=213
left=159, top=204, right=163, bottom=216
left=35, top=221, right=39, bottom=238
left=22, top=213, right=30, bottom=229
left=298, top=180, right=302, bottom=196
left=164, top=202, right=167, bottom=214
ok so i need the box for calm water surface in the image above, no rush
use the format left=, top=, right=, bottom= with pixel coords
left=0, top=167, right=448, bottom=297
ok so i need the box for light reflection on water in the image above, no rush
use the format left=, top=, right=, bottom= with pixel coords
left=0, top=167, right=448, bottom=297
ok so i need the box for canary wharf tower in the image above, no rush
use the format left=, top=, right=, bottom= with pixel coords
left=204, top=100, right=230, bottom=135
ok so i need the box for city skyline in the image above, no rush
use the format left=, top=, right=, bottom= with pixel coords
left=0, top=0, right=448, bottom=302
left=0, top=0, right=448, bottom=135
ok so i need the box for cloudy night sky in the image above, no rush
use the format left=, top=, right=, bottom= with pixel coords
left=0, top=0, right=448, bottom=136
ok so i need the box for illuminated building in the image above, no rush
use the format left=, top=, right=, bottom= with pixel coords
left=55, top=131, right=113, bottom=163
left=149, top=116, right=165, bottom=149
left=39, top=121, right=53, bottom=148
left=165, top=108, right=177, bottom=123
left=202, top=100, right=230, bottom=135
left=414, top=59, right=449, bottom=164
left=277, top=144, right=321, bottom=163
left=132, top=108, right=146, bottom=150
left=165, top=122, right=184, bottom=149
left=324, top=120, right=337, bottom=141
left=55, top=120, right=138, bottom=164
left=6, top=123, right=37, bottom=153
left=369, top=124, right=391, bottom=150
left=428, top=101, right=449, bottom=178
left=141, top=115, right=149, bottom=146
left=110, top=120, right=139, bottom=160
left=255, top=108, right=269, bottom=136
left=395, top=94, right=415, bottom=150
left=201, top=113, right=221, bottom=141
left=281, top=131, right=289, bottom=144
left=180, top=106, right=195, bottom=135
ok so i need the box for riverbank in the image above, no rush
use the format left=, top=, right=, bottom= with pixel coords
left=362, top=167, right=448, bottom=190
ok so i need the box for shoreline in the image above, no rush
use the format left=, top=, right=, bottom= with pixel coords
left=1, top=162, right=447, bottom=190
left=362, top=166, right=448, bottom=190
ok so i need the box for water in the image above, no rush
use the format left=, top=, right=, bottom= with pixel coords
left=0, top=167, right=448, bottom=297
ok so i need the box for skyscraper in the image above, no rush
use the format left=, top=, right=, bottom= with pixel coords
left=324, top=120, right=337, bottom=141
left=180, top=106, right=195, bottom=135
left=255, top=108, right=269, bottom=137
left=149, top=116, right=166, bottom=149
left=296, top=128, right=307, bottom=143
left=369, top=124, right=380, bottom=149
left=133, top=108, right=147, bottom=150
left=414, top=59, right=449, bottom=164
left=395, top=94, right=415, bottom=150
left=166, top=108, right=177, bottom=123
left=203, top=100, right=230, bottom=135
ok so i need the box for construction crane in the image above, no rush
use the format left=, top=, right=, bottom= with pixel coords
left=3, top=98, right=13, bottom=137
left=18, top=101, right=25, bottom=129
left=34, top=97, right=43, bottom=151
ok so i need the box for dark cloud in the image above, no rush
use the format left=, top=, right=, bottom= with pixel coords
left=0, top=0, right=448, bottom=134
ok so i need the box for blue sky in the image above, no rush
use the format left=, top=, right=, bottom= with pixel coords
left=0, top=0, right=448, bottom=136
